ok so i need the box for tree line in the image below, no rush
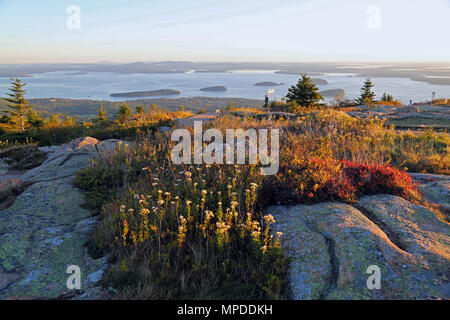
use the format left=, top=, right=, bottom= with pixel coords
left=285, top=74, right=396, bottom=107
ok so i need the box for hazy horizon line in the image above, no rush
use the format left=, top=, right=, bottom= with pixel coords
left=2, top=60, right=450, bottom=65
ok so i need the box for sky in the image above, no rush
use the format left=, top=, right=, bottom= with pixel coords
left=0, top=0, right=449, bottom=63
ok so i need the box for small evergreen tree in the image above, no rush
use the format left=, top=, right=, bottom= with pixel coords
left=115, top=103, right=132, bottom=122
left=355, top=78, right=376, bottom=105
left=4, top=78, right=32, bottom=132
left=27, top=109, right=44, bottom=129
left=62, top=115, right=76, bottom=127
left=381, top=93, right=394, bottom=102
left=286, top=74, right=323, bottom=107
left=135, top=105, right=144, bottom=114
left=47, top=114, right=62, bottom=128
left=94, top=104, right=108, bottom=125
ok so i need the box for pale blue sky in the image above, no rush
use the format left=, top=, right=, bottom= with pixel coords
left=0, top=0, right=449, bottom=63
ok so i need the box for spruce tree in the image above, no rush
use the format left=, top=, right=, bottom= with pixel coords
left=115, top=103, right=132, bottom=122
left=135, top=105, right=144, bottom=114
left=355, top=78, right=376, bottom=105
left=27, top=109, right=44, bottom=129
left=47, top=114, right=62, bottom=128
left=62, top=115, right=76, bottom=127
left=94, top=104, right=108, bottom=125
left=381, top=93, right=394, bottom=102
left=286, top=74, right=323, bottom=107
left=4, top=78, right=32, bottom=132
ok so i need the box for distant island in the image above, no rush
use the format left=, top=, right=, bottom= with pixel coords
left=320, top=89, right=345, bottom=97
left=200, top=86, right=227, bottom=92
left=311, top=78, right=328, bottom=85
left=110, top=89, right=181, bottom=98
left=254, top=82, right=280, bottom=86
left=65, top=72, right=88, bottom=76
left=275, top=71, right=325, bottom=76
left=410, top=75, right=450, bottom=86
left=194, top=70, right=229, bottom=73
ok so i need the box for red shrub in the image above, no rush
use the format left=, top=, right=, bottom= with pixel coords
left=340, top=160, right=420, bottom=201
left=258, top=158, right=421, bottom=208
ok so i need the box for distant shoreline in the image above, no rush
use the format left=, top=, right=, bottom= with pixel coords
left=1, top=61, right=449, bottom=86
left=110, top=89, right=181, bottom=98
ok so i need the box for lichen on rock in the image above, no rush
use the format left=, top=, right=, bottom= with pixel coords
left=270, top=195, right=450, bottom=300
left=0, top=137, right=127, bottom=299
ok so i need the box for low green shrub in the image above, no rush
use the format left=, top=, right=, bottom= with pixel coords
left=74, top=166, right=126, bottom=214
left=0, top=144, right=47, bottom=170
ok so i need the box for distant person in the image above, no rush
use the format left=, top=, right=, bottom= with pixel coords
left=409, top=100, right=413, bottom=107
left=264, top=95, right=269, bottom=109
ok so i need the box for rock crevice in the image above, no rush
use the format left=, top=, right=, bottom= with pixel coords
left=352, top=203, right=408, bottom=252
left=321, top=235, right=339, bottom=300
left=270, top=192, right=450, bottom=300
left=299, top=219, right=340, bottom=300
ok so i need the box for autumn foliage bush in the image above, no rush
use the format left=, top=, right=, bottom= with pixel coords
left=340, top=161, right=420, bottom=200
left=259, top=157, right=421, bottom=207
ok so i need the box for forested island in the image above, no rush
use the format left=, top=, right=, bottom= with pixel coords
left=254, top=82, right=280, bottom=86
left=311, top=78, right=329, bottom=85
left=199, top=86, right=227, bottom=92
left=320, top=88, right=345, bottom=97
